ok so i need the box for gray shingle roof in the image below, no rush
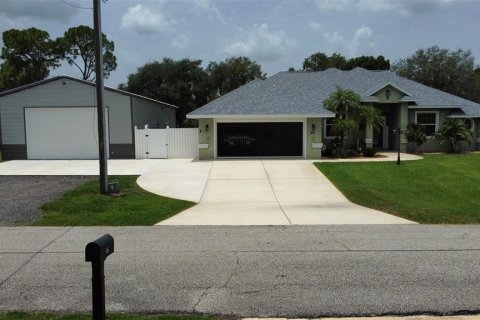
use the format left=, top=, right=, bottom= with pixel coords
left=0, top=75, right=179, bottom=109
left=188, top=67, right=480, bottom=118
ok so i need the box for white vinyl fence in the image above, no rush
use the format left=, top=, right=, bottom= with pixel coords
left=134, top=125, right=199, bottom=159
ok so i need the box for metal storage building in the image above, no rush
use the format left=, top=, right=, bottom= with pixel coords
left=0, top=76, right=177, bottom=160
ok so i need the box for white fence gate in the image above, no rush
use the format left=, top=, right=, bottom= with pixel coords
left=134, top=125, right=199, bottom=159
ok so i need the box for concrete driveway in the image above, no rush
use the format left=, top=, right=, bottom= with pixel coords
left=157, top=160, right=414, bottom=225
left=0, top=159, right=166, bottom=176
left=0, top=156, right=416, bottom=225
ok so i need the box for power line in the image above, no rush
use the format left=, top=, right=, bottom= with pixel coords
left=58, top=0, right=92, bottom=10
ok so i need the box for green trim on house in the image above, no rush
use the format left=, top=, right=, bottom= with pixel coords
left=306, top=118, right=323, bottom=159
left=198, top=118, right=214, bottom=160
left=372, top=85, right=406, bottom=104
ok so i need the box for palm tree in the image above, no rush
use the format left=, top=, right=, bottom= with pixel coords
left=406, top=123, right=427, bottom=153
left=323, top=87, right=384, bottom=148
left=435, top=119, right=474, bottom=153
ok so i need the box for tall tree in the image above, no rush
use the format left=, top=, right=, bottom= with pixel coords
left=206, top=56, right=266, bottom=97
left=328, top=53, right=348, bottom=70
left=303, top=52, right=390, bottom=71
left=466, top=68, right=480, bottom=103
left=345, top=55, right=390, bottom=70
left=56, top=25, right=117, bottom=81
left=392, top=46, right=475, bottom=98
left=0, top=28, right=59, bottom=90
left=121, top=58, right=212, bottom=126
left=302, top=52, right=347, bottom=71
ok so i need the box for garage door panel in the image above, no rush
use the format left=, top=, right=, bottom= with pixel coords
left=217, top=122, right=303, bottom=157
left=25, top=107, right=107, bottom=160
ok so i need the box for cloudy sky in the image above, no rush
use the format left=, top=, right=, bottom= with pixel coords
left=0, top=0, right=478, bottom=87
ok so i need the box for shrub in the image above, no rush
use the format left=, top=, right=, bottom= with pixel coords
left=322, top=137, right=342, bottom=157
left=345, top=149, right=358, bottom=158
left=435, top=119, right=474, bottom=153
left=406, top=123, right=426, bottom=153
left=362, top=147, right=377, bottom=157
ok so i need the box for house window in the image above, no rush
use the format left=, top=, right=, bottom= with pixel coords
left=324, top=118, right=336, bottom=137
left=415, top=112, right=438, bottom=136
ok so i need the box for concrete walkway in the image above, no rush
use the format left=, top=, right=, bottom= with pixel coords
left=0, top=159, right=166, bottom=176
left=157, top=159, right=414, bottom=225
left=318, top=152, right=423, bottom=162
left=136, top=159, right=212, bottom=202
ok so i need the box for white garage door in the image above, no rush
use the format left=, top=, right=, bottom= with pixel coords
left=25, top=107, right=108, bottom=160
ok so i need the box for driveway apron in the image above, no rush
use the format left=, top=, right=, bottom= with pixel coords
left=157, top=160, right=414, bottom=225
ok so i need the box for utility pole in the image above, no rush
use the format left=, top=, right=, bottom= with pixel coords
left=93, top=0, right=108, bottom=194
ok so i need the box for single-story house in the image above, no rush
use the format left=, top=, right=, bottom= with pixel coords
left=0, top=76, right=177, bottom=160
left=188, top=67, right=480, bottom=160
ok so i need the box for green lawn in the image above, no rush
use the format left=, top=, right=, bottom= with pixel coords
left=32, top=176, right=194, bottom=226
left=315, top=153, right=480, bottom=224
left=0, top=312, right=217, bottom=320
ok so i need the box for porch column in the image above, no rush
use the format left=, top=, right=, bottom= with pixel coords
left=365, top=124, right=373, bottom=148
left=399, top=102, right=409, bottom=152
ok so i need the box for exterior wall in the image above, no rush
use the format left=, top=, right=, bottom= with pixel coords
left=198, top=118, right=214, bottom=160
left=131, top=97, right=176, bottom=129
left=109, top=144, right=135, bottom=159
left=1, top=144, right=26, bottom=159
left=374, top=85, right=405, bottom=103
left=408, top=108, right=447, bottom=153
left=406, top=108, right=480, bottom=152
left=460, top=118, right=479, bottom=152
left=0, top=78, right=133, bottom=159
left=306, top=118, right=323, bottom=159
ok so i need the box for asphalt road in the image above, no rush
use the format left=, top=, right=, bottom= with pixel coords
left=1, top=225, right=480, bottom=317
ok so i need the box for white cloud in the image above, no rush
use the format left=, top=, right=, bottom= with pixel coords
left=313, top=0, right=350, bottom=11
left=351, top=26, right=375, bottom=55
left=323, top=26, right=376, bottom=56
left=309, top=22, right=322, bottom=31
left=192, top=0, right=223, bottom=21
left=323, top=31, right=349, bottom=54
left=171, top=34, right=190, bottom=50
left=314, top=0, right=458, bottom=15
left=224, top=23, right=295, bottom=62
left=194, top=0, right=213, bottom=11
left=121, top=4, right=170, bottom=35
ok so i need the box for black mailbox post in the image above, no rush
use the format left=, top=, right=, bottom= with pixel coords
left=85, top=234, right=114, bottom=320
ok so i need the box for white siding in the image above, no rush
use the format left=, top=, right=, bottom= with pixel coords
left=0, top=78, right=132, bottom=145
left=135, top=126, right=198, bottom=159
left=167, top=127, right=198, bottom=158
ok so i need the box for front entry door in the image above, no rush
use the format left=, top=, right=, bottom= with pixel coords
left=373, top=115, right=389, bottom=150
left=382, top=125, right=389, bottom=149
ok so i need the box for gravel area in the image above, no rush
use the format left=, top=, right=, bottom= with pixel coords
left=0, top=176, right=95, bottom=225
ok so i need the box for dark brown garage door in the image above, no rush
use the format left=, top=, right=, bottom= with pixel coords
left=217, top=122, right=303, bottom=157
